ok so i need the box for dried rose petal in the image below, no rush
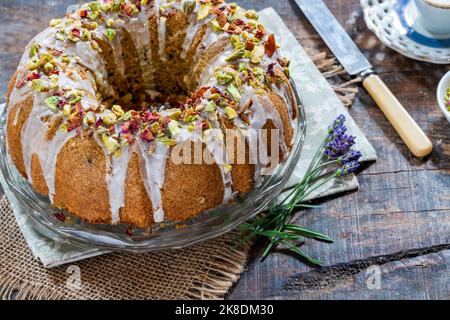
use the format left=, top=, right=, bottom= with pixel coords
left=54, top=212, right=66, bottom=222
left=264, top=34, right=276, bottom=57
left=140, top=128, right=155, bottom=142
left=27, top=72, right=40, bottom=81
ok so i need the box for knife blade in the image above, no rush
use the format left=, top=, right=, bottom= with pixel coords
left=294, top=0, right=433, bottom=157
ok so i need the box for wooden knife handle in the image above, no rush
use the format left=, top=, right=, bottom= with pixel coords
left=362, top=74, right=433, bottom=157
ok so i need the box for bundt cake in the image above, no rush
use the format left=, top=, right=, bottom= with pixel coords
left=5, top=0, right=298, bottom=227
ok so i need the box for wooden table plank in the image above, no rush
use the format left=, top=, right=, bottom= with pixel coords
left=227, top=0, right=450, bottom=299
left=0, top=0, right=449, bottom=300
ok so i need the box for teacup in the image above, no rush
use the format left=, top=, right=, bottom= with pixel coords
left=415, top=0, right=450, bottom=34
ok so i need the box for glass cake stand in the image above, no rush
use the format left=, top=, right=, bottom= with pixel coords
left=0, top=81, right=306, bottom=252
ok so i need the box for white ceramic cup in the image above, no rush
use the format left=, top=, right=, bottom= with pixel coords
left=414, top=0, right=450, bottom=34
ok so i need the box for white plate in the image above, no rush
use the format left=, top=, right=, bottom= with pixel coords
left=437, top=70, right=450, bottom=123
left=361, top=0, right=450, bottom=64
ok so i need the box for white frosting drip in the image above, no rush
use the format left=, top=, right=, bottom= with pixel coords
left=153, top=0, right=167, bottom=61
left=21, top=93, right=77, bottom=201
left=95, top=134, right=131, bottom=224
left=203, top=125, right=234, bottom=203
left=137, top=139, right=169, bottom=223
left=240, top=85, right=288, bottom=182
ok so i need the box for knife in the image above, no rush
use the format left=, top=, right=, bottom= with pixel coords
left=294, top=0, right=433, bottom=157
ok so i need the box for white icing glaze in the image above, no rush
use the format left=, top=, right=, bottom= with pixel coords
left=95, top=133, right=131, bottom=224
left=137, top=138, right=169, bottom=223
left=6, top=0, right=296, bottom=226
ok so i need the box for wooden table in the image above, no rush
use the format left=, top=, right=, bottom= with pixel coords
left=0, top=0, right=449, bottom=300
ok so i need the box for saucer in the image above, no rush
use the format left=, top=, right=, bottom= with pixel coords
left=361, top=0, right=450, bottom=64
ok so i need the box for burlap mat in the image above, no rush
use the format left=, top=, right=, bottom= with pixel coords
left=0, top=50, right=358, bottom=300
left=0, top=196, right=253, bottom=299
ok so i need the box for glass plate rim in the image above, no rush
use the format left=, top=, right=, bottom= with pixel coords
left=0, top=80, right=306, bottom=252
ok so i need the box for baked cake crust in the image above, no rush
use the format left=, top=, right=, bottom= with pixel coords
left=6, top=0, right=298, bottom=227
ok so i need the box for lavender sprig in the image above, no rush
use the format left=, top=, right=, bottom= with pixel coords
left=238, top=115, right=362, bottom=266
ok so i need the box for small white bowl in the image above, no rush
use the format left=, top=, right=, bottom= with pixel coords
left=437, top=70, right=450, bottom=123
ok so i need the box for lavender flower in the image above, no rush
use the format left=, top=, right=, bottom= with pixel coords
left=323, top=115, right=356, bottom=161
left=338, top=150, right=362, bottom=164
left=336, top=160, right=361, bottom=176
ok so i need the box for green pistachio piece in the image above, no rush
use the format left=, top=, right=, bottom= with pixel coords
left=111, top=104, right=124, bottom=117
left=157, top=136, right=177, bottom=146
left=81, top=29, right=91, bottom=41
left=55, top=32, right=66, bottom=41
left=238, top=62, right=248, bottom=72
left=61, top=54, right=71, bottom=64
left=88, top=11, right=100, bottom=20
left=205, top=101, right=217, bottom=113
left=226, top=83, right=241, bottom=102
left=214, top=70, right=234, bottom=85
left=225, top=106, right=238, bottom=120
left=102, top=133, right=120, bottom=154
left=245, top=10, right=259, bottom=19
left=167, top=121, right=180, bottom=136
left=50, top=19, right=62, bottom=27
left=225, top=48, right=245, bottom=62
left=210, top=20, right=222, bottom=32
left=43, top=62, right=54, bottom=73
left=207, top=93, right=220, bottom=100
left=45, top=96, right=59, bottom=112
left=105, top=28, right=116, bottom=41
left=197, top=3, right=211, bottom=20
left=31, top=79, right=46, bottom=92
left=230, top=35, right=242, bottom=49
left=49, top=75, right=59, bottom=90
left=169, top=110, right=181, bottom=120
left=118, top=110, right=133, bottom=122
left=89, top=2, right=102, bottom=12
left=224, top=163, right=232, bottom=173
left=250, top=45, right=264, bottom=64
left=27, top=58, right=39, bottom=70
left=183, top=114, right=198, bottom=123
left=102, top=112, right=118, bottom=125
left=29, top=43, right=40, bottom=58
left=141, top=0, right=149, bottom=6
left=63, top=104, right=72, bottom=117
left=83, top=111, right=96, bottom=126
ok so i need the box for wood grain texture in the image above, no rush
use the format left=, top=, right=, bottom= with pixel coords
left=0, top=0, right=449, bottom=300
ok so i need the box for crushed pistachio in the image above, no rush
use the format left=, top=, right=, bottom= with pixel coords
left=205, top=101, right=217, bottom=113
left=31, top=79, right=46, bottom=92
left=102, top=133, right=120, bottom=154
left=105, top=28, right=117, bottom=41
left=167, top=121, right=180, bottom=136
left=83, top=111, right=96, bottom=126
left=225, top=106, right=238, bottom=120
left=225, top=48, right=245, bottom=62
left=29, top=43, right=40, bottom=58
left=102, top=112, right=118, bottom=125
left=250, top=45, right=265, bottom=64
left=63, top=104, right=72, bottom=117
left=45, top=96, right=59, bottom=112
left=227, top=83, right=241, bottom=102
left=106, top=18, right=115, bottom=27
left=157, top=136, right=177, bottom=146
left=445, top=87, right=450, bottom=112
left=169, top=110, right=181, bottom=120
left=224, top=163, right=232, bottom=173
left=197, top=2, right=211, bottom=20
left=111, top=104, right=124, bottom=117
